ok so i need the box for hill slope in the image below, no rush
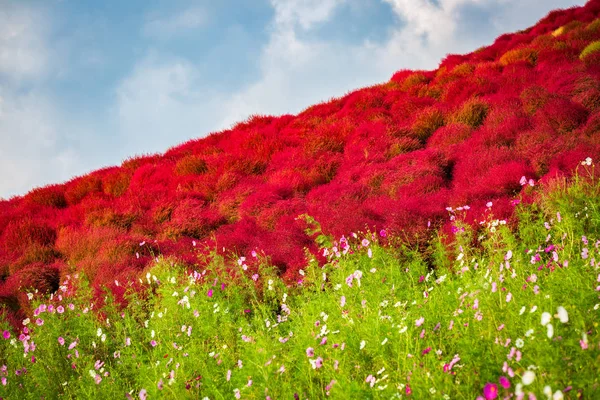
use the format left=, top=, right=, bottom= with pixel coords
left=3, top=0, right=600, bottom=316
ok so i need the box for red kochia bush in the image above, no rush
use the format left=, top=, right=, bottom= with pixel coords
left=3, top=0, right=600, bottom=320
left=23, top=185, right=67, bottom=209
left=1, top=219, right=56, bottom=256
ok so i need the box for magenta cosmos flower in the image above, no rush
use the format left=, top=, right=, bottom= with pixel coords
left=2, top=330, right=10, bottom=340
left=483, top=383, right=498, bottom=399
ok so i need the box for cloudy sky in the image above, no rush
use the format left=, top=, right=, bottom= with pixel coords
left=0, top=0, right=586, bottom=199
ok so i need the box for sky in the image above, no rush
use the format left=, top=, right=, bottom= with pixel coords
left=0, top=0, right=587, bottom=199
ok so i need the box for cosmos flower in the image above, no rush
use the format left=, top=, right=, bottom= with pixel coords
left=541, top=312, right=552, bottom=326
left=556, top=306, right=568, bottom=323
left=547, top=324, right=554, bottom=338
left=499, top=376, right=510, bottom=389
left=521, top=370, right=535, bottom=386
left=483, top=383, right=498, bottom=399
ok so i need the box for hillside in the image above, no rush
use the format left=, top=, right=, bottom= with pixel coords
left=3, top=0, right=600, bottom=324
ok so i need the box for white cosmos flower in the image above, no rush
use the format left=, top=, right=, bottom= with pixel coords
left=515, top=338, right=524, bottom=348
left=553, top=390, right=564, bottom=400
left=556, top=306, right=568, bottom=323
left=522, top=370, right=535, bottom=385
left=515, top=383, right=524, bottom=396
left=544, top=386, right=552, bottom=398
left=547, top=323, right=554, bottom=339
left=524, top=329, right=535, bottom=337
left=541, top=312, right=552, bottom=326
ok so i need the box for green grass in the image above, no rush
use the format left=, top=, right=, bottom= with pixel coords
left=1, top=165, right=600, bottom=399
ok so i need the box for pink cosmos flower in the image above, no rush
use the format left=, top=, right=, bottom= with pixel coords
left=499, top=376, right=510, bottom=389
left=340, top=296, right=346, bottom=307
left=520, top=176, right=527, bottom=186
left=416, top=317, right=425, bottom=327
left=35, top=319, right=44, bottom=326
left=57, top=306, right=64, bottom=314
left=150, top=340, right=157, bottom=347
left=58, top=337, right=65, bottom=346
left=139, top=389, right=147, bottom=400
left=2, top=330, right=10, bottom=340
left=483, top=383, right=498, bottom=399
left=306, top=347, right=314, bottom=357
left=365, top=375, right=375, bottom=387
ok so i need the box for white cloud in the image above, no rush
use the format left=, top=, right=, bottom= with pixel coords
left=142, top=6, right=207, bottom=38
left=0, top=0, right=587, bottom=199
left=114, top=54, right=226, bottom=155
left=0, top=88, right=80, bottom=199
left=270, top=0, right=346, bottom=30
left=218, top=0, right=584, bottom=128
left=0, top=3, right=50, bottom=82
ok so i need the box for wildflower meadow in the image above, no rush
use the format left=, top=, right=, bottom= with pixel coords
left=1, top=161, right=599, bottom=399
left=3, top=1, right=600, bottom=398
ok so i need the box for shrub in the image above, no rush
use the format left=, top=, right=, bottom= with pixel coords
left=1, top=219, right=56, bottom=256
left=152, top=203, right=174, bottom=225
left=121, top=153, right=160, bottom=170
left=499, top=47, right=538, bottom=66
left=452, top=98, right=489, bottom=128
left=65, top=175, right=102, bottom=205
left=427, top=123, right=472, bottom=152
left=520, top=85, right=553, bottom=115
left=579, top=40, right=600, bottom=59
left=385, top=137, right=423, bottom=160
left=411, top=107, right=446, bottom=142
left=536, top=96, right=589, bottom=134
left=103, top=169, right=131, bottom=197
left=13, top=262, right=61, bottom=294
left=164, top=199, right=226, bottom=240
left=400, top=72, right=430, bottom=92
left=10, top=244, right=61, bottom=275
left=85, top=208, right=138, bottom=231
left=586, top=17, right=600, bottom=34
left=23, top=185, right=67, bottom=209
left=174, top=155, right=208, bottom=176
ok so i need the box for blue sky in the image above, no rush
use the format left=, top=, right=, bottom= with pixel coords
left=0, top=0, right=586, bottom=199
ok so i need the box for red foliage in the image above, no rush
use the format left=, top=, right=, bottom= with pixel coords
left=2, top=0, right=600, bottom=318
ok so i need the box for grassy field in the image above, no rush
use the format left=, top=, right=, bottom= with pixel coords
left=1, top=163, right=599, bottom=399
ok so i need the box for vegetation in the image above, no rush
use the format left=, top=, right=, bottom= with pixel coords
left=2, top=1, right=600, bottom=398
left=1, top=162, right=600, bottom=399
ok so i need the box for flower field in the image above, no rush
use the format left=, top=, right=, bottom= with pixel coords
left=3, top=0, right=600, bottom=398
left=0, top=163, right=599, bottom=399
